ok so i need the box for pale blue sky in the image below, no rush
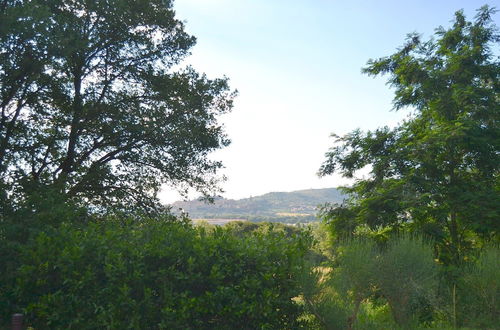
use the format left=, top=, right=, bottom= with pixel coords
left=162, top=0, right=499, bottom=203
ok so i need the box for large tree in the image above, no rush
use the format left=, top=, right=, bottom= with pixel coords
left=319, top=7, right=499, bottom=263
left=0, top=0, right=235, bottom=212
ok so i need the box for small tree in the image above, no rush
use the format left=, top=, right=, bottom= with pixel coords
left=333, top=239, right=378, bottom=329
left=319, top=6, right=499, bottom=263
left=374, top=236, right=438, bottom=326
left=0, top=0, right=235, bottom=213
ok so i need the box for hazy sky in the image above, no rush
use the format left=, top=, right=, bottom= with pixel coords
left=161, top=0, right=498, bottom=203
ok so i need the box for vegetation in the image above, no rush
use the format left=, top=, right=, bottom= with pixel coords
left=308, top=6, right=500, bottom=329
left=0, top=1, right=498, bottom=329
left=300, top=235, right=499, bottom=329
left=173, top=188, right=344, bottom=224
left=0, top=0, right=235, bottom=214
left=455, top=246, right=499, bottom=327
left=319, top=6, right=499, bottom=264
left=2, top=217, right=311, bottom=328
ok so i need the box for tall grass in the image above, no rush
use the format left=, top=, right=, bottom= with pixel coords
left=456, top=246, right=499, bottom=328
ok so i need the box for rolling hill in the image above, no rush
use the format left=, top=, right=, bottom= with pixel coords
left=171, top=188, right=345, bottom=224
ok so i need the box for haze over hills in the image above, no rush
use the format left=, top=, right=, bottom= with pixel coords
left=171, top=188, right=345, bottom=224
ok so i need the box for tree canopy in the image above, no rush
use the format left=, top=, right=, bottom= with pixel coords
left=0, top=0, right=235, bottom=213
left=319, top=6, right=499, bottom=263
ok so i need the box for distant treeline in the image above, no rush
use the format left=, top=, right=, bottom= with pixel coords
left=195, top=214, right=318, bottom=224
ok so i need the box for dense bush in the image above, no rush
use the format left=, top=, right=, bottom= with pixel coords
left=374, top=236, right=438, bottom=326
left=223, top=221, right=305, bottom=238
left=301, top=233, right=500, bottom=329
left=299, top=265, right=350, bottom=330
left=456, top=246, right=499, bottom=328
left=301, top=236, right=440, bottom=329
left=0, top=188, right=90, bottom=321
left=3, top=218, right=311, bottom=329
left=333, top=239, right=378, bottom=328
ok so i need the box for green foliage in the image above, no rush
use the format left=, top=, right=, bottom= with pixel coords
left=301, top=236, right=440, bottom=329
left=325, top=239, right=379, bottom=329
left=333, top=239, right=377, bottom=308
left=319, top=6, right=500, bottom=263
left=318, top=201, right=360, bottom=240
left=354, top=300, right=396, bottom=330
left=224, top=220, right=305, bottom=238
left=456, top=245, right=499, bottom=328
left=299, top=265, right=350, bottom=330
left=374, top=236, right=439, bottom=326
left=308, top=221, right=334, bottom=260
left=3, top=217, right=311, bottom=329
left=0, top=186, right=90, bottom=318
left=222, top=220, right=261, bottom=236
left=0, top=0, right=235, bottom=213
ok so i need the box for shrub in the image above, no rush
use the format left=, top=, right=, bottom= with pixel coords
left=0, top=188, right=89, bottom=321
left=333, top=239, right=378, bottom=328
left=300, top=239, right=378, bottom=329
left=299, top=265, right=350, bottom=330
left=374, top=235, right=438, bottom=326
left=301, top=236, right=439, bottom=329
left=7, top=218, right=311, bottom=329
left=456, top=245, right=499, bottom=328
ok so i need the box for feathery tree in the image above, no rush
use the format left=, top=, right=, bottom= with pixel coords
left=319, top=6, right=499, bottom=263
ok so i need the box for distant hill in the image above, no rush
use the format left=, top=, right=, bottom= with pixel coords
left=171, top=188, right=345, bottom=224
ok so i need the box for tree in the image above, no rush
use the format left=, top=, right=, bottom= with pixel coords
left=319, top=6, right=499, bottom=263
left=0, top=0, right=235, bottom=213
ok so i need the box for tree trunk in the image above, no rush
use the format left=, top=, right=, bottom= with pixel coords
left=449, top=210, right=460, bottom=264
left=57, top=70, right=84, bottom=187
left=347, top=297, right=362, bottom=330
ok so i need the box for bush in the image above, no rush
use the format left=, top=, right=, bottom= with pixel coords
left=299, top=239, right=379, bottom=329
left=299, top=265, right=350, bottom=330
left=6, top=218, right=311, bottom=329
left=0, top=188, right=89, bottom=322
left=300, top=236, right=439, bottom=329
left=333, top=239, right=378, bottom=328
left=456, top=245, right=499, bottom=328
left=374, top=235, right=438, bottom=326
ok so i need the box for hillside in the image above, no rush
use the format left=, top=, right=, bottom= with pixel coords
left=171, top=188, right=345, bottom=224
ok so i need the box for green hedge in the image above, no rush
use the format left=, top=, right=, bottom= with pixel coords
left=4, top=219, right=311, bottom=329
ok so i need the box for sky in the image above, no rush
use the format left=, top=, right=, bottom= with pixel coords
left=161, top=0, right=499, bottom=203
